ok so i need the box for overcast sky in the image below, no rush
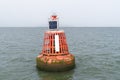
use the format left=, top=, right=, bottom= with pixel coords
left=0, top=0, right=120, bottom=27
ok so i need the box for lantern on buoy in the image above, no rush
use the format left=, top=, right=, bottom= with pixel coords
left=36, top=14, right=75, bottom=72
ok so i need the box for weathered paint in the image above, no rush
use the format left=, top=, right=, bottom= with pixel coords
left=36, top=54, right=75, bottom=72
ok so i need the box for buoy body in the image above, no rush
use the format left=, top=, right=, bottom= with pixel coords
left=36, top=14, right=75, bottom=72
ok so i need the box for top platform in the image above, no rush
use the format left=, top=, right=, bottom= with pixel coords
left=48, top=14, right=58, bottom=30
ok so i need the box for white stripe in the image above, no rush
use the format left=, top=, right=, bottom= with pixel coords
left=55, top=35, right=60, bottom=52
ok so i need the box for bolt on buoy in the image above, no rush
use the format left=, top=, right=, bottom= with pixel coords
left=36, top=14, right=75, bottom=72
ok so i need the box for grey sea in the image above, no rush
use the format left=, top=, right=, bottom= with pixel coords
left=0, top=27, right=120, bottom=80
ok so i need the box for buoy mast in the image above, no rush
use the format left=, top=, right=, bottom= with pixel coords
left=48, top=14, right=58, bottom=30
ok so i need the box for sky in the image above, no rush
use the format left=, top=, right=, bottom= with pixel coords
left=0, top=0, right=120, bottom=27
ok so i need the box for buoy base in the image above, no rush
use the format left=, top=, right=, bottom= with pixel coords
left=36, top=54, right=75, bottom=72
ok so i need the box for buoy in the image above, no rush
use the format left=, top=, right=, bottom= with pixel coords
left=36, top=14, right=75, bottom=72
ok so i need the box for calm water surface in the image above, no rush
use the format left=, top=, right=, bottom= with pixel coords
left=0, top=27, right=120, bottom=80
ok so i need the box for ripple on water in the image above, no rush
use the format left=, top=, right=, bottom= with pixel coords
left=0, top=27, right=120, bottom=80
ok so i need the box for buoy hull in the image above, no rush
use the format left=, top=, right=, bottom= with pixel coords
left=36, top=54, right=75, bottom=72
left=37, top=30, right=76, bottom=72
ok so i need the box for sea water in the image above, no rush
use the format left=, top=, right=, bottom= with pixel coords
left=0, top=27, right=120, bottom=80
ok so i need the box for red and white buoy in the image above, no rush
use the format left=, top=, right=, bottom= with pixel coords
left=36, top=14, right=75, bottom=72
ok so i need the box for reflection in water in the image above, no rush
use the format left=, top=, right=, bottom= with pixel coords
left=36, top=68, right=74, bottom=80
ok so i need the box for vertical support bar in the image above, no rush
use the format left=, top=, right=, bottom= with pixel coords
left=42, top=33, right=46, bottom=54
left=52, top=34, right=54, bottom=54
left=55, top=34, right=60, bottom=52
left=50, top=34, right=52, bottom=53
